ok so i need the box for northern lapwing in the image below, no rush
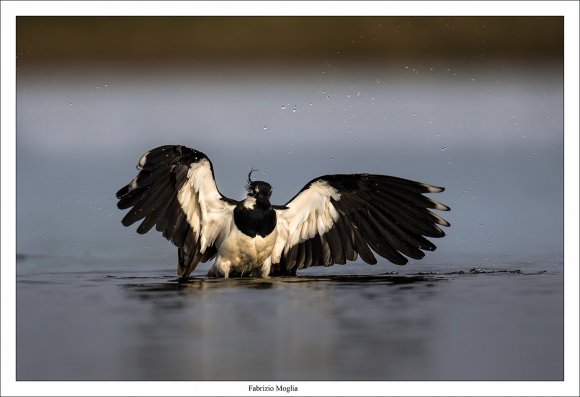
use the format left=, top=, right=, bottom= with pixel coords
left=116, top=145, right=450, bottom=279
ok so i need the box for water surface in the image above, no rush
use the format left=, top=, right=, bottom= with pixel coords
left=16, top=258, right=562, bottom=381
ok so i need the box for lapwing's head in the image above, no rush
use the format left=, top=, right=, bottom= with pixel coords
left=246, top=169, right=272, bottom=199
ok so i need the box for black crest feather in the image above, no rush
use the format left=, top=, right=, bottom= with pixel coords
left=246, top=167, right=258, bottom=189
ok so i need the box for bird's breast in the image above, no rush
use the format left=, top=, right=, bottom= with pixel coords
left=233, top=203, right=277, bottom=238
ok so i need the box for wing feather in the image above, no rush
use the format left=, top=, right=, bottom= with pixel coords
left=373, top=191, right=447, bottom=236
left=116, top=145, right=236, bottom=279
left=335, top=215, right=356, bottom=261
left=304, top=238, right=313, bottom=268
left=351, top=224, right=377, bottom=264
left=370, top=203, right=437, bottom=252
left=271, top=173, right=449, bottom=275
left=366, top=201, right=430, bottom=258
left=326, top=224, right=345, bottom=264
left=311, top=235, right=324, bottom=268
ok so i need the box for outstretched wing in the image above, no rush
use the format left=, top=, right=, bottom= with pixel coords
left=116, top=145, right=237, bottom=278
left=270, top=174, right=450, bottom=275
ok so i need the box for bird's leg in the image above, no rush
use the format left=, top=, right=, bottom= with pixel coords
left=260, top=257, right=272, bottom=278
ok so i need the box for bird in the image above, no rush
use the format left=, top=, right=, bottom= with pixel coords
left=116, top=145, right=450, bottom=279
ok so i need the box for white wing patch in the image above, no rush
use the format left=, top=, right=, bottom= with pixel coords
left=177, top=158, right=234, bottom=253
left=271, top=180, right=341, bottom=263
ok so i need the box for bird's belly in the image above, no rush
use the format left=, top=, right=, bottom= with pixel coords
left=218, top=225, right=277, bottom=272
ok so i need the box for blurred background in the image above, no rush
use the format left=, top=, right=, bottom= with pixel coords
left=16, top=17, right=564, bottom=381
left=17, top=16, right=562, bottom=65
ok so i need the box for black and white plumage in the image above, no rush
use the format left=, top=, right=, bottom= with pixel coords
left=116, top=145, right=450, bottom=279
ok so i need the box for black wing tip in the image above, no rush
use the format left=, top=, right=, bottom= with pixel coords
left=136, top=226, right=150, bottom=235
left=116, top=185, right=129, bottom=199
left=121, top=215, right=135, bottom=227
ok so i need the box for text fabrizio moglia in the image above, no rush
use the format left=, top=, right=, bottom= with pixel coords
left=249, top=384, right=298, bottom=393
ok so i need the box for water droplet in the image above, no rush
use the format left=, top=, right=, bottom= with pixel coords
left=292, top=106, right=297, bottom=113
left=281, top=105, right=286, bottom=110
left=441, top=146, right=448, bottom=151
left=263, top=125, right=268, bottom=131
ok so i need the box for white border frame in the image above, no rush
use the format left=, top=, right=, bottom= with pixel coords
left=2, top=2, right=578, bottom=396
